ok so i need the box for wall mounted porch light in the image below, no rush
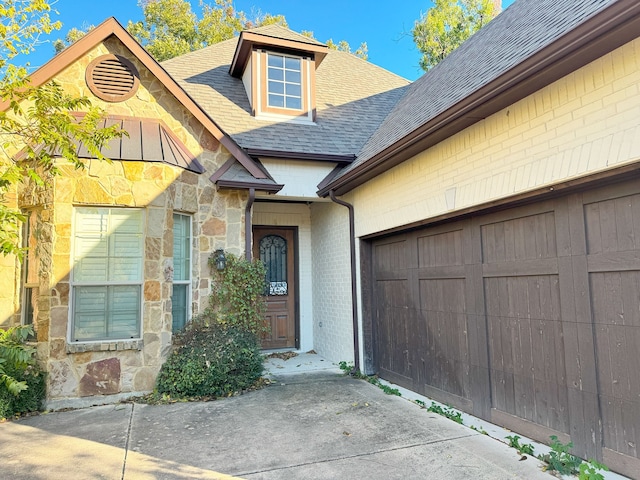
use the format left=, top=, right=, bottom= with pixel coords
left=213, top=249, right=227, bottom=271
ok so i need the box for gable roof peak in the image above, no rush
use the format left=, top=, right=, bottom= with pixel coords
left=242, top=24, right=326, bottom=47
left=229, top=24, right=329, bottom=77
left=7, top=16, right=267, bottom=181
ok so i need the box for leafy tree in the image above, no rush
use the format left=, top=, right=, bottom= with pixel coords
left=302, top=31, right=368, bottom=60
left=53, top=24, right=93, bottom=54
left=413, top=0, right=499, bottom=71
left=126, top=0, right=288, bottom=62
left=55, top=0, right=369, bottom=62
left=1, top=0, right=123, bottom=256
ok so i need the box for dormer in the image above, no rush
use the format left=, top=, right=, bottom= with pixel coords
left=229, top=26, right=328, bottom=123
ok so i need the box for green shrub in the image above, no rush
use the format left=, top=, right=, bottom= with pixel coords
left=207, top=253, right=268, bottom=337
left=0, top=325, right=46, bottom=419
left=0, top=364, right=46, bottom=419
left=156, top=323, right=263, bottom=398
left=156, top=251, right=267, bottom=399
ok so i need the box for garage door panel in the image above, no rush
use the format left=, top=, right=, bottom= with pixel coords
left=481, top=211, right=557, bottom=263
left=416, top=278, right=470, bottom=399
left=417, top=229, right=464, bottom=267
left=484, top=272, right=568, bottom=433
left=585, top=192, right=640, bottom=254
left=375, top=279, right=412, bottom=383
left=414, top=312, right=470, bottom=398
left=374, top=238, right=408, bottom=274
left=586, top=192, right=640, bottom=470
left=600, top=397, right=640, bottom=460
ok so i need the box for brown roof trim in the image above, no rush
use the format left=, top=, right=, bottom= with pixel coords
left=316, top=165, right=345, bottom=193
left=215, top=179, right=284, bottom=193
left=320, top=0, right=640, bottom=197
left=362, top=161, right=640, bottom=241
left=208, top=158, right=236, bottom=183
left=246, top=148, right=355, bottom=163
left=230, top=30, right=328, bottom=78
left=6, top=17, right=267, bottom=180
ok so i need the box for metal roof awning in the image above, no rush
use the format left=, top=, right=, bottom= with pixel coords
left=81, top=115, right=205, bottom=173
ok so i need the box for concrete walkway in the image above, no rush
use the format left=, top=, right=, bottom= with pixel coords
left=1, top=354, right=554, bottom=479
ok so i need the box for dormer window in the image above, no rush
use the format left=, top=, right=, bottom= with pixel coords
left=229, top=27, right=328, bottom=124
left=267, top=53, right=302, bottom=110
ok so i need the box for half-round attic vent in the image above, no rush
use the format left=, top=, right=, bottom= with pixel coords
left=86, top=54, right=140, bottom=102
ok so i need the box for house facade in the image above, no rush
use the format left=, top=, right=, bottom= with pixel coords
left=2, top=0, right=640, bottom=476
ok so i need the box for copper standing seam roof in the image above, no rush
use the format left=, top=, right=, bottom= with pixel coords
left=82, top=116, right=205, bottom=173
left=14, top=115, right=206, bottom=174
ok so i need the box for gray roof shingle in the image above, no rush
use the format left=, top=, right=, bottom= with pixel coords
left=162, top=29, right=410, bottom=158
left=339, top=0, right=616, bottom=179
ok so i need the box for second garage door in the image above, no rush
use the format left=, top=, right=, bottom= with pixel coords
left=369, top=178, right=640, bottom=478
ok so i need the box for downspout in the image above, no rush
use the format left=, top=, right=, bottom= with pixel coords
left=329, top=190, right=360, bottom=372
left=245, top=187, right=255, bottom=260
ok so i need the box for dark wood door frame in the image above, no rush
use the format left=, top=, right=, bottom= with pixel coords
left=253, top=225, right=299, bottom=350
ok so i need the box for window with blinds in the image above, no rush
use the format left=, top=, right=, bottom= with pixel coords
left=171, top=213, right=191, bottom=332
left=71, top=208, right=144, bottom=342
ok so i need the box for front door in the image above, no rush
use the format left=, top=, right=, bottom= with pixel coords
left=253, top=226, right=297, bottom=349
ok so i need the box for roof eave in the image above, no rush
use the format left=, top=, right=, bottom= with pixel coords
left=319, top=0, right=640, bottom=197
left=215, top=180, right=284, bottom=193
left=229, top=31, right=328, bottom=78
left=246, top=148, right=355, bottom=163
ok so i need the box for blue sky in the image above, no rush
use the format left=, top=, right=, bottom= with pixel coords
left=22, top=0, right=515, bottom=81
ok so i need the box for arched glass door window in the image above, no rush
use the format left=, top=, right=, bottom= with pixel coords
left=260, top=234, right=287, bottom=295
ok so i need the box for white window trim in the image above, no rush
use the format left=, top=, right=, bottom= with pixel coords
left=20, top=211, right=37, bottom=329
left=255, top=49, right=315, bottom=123
left=172, top=213, right=192, bottom=331
left=69, top=207, right=144, bottom=344
left=266, top=52, right=303, bottom=111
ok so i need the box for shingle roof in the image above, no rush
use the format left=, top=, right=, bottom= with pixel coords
left=210, top=159, right=284, bottom=192
left=337, top=0, right=618, bottom=180
left=162, top=29, right=409, bottom=158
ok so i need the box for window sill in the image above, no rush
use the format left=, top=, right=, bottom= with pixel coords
left=67, top=339, right=143, bottom=354
left=255, top=112, right=316, bottom=125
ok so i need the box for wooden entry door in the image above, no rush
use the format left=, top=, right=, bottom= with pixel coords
left=253, top=226, right=297, bottom=349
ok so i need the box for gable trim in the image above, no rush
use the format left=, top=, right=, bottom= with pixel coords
left=230, top=30, right=328, bottom=78
left=7, top=17, right=267, bottom=180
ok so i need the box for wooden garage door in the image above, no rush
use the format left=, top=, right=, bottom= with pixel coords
left=370, top=179, right=640, bottom=478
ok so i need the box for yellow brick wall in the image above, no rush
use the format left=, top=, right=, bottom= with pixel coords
left=349, top=37, right=640, bottom=237
left=0, top=186, right=19, bottom=329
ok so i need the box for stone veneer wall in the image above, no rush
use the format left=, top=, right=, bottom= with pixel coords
left=16, top=37, right=247, bottom=404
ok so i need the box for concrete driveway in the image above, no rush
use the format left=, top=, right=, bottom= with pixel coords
left=1, top=368, right=552, bottom=479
